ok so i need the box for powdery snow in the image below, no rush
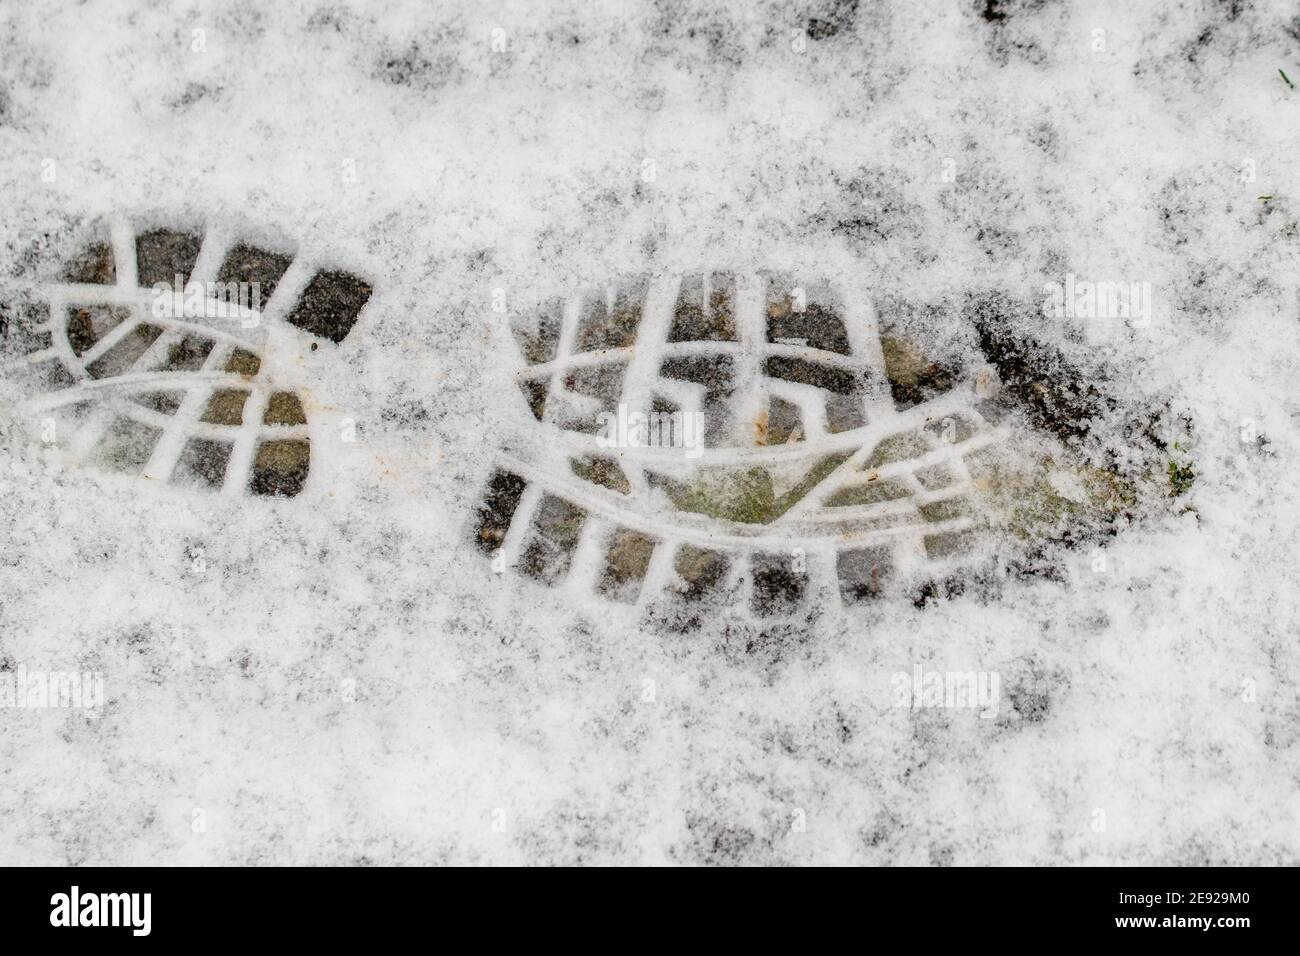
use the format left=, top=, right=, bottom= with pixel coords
left=0, top=0, right=1297, bottom=864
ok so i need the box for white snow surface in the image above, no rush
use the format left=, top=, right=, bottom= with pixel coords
left=0, top=0, right=1297, bottom=864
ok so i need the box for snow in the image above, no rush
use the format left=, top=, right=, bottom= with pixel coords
left=0, top=0, right=1297, bottom=864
